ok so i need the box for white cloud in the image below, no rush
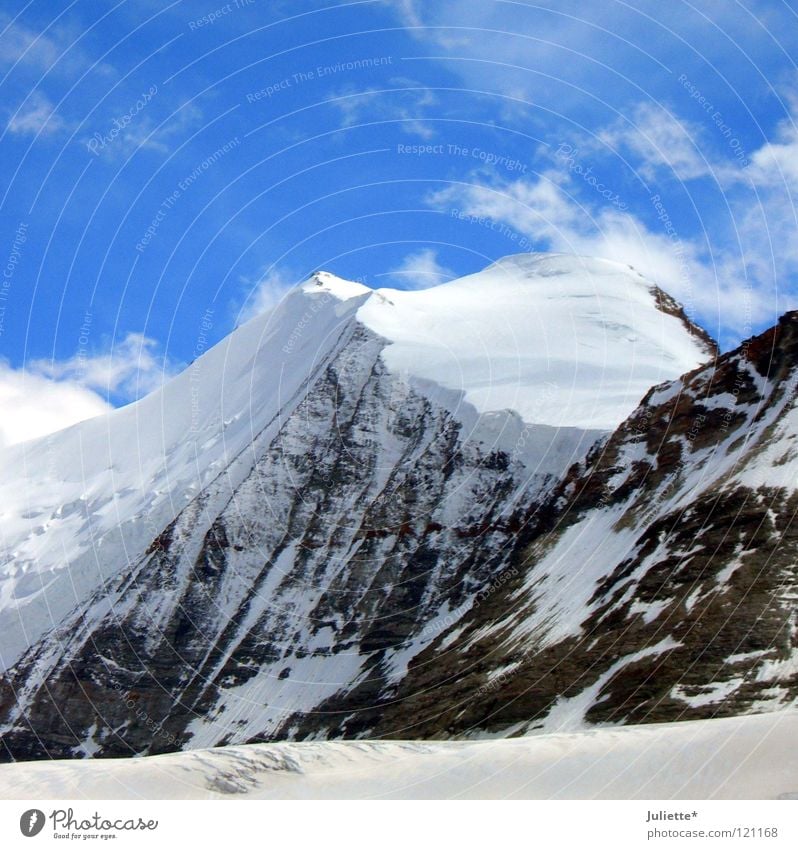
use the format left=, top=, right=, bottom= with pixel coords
left=0, top=17, right=62, bottom=70
left=237, top=267, right=299, bottom=323
left=6, top=83, right=201, bottom=154
left=7, top=92, right=69, bottom=137
left=86, top=102, right=205, bottom=160
left=30, top=332, right=177, bottom=400
left=595, top=103, right=714, bottom=183
left=331, top=83, right=437, bottom=139
left=380, top=0, right=478, bottom=48
left=0, top=333, right=178, bottom=447
left=384, top=248, right=454, bottom=289
left=428, top=80, right=798, bottom=347
left=0, top=362, right=111, bottom=448
left=0, top=14, right=115, bottom=77
left=747, top=113, right=798, bottom=188
left=429, top=171, right=772, bottom=337
left=383, top=1, right=798, bottom=89
left=385, top=0, right=423, bottom=29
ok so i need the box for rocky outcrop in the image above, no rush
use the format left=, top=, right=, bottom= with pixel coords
left=325, top=314, right=798, bottom=739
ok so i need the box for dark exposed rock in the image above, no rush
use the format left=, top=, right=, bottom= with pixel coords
left=285, top=313, right=798, bottom=740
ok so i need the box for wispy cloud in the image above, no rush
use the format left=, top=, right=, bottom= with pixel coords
left=0, top=16, right=63, bottom=71
left=385, top=0, right=423, bottom=29
left=30, top=332, right=179, bottom=402
left=429, top=170, right=767, bottom=338
left=0, top=13, right=115, bottom=77
left=747, top=108, right=798, bottom=188
left=85, top=101, right=204, bottom=159
left=382, top=0, right=798, bottom=129
left=381, top=0, right=470, bottom=48
left=595, top=102, right=714, bottom=183
left=427, top=74, right=798, bottom=347
left=384, top=248, right=454, bottom=289
left=6, top=91, right=71, bottom=137
left=331, top=82, right=437, bottom=139
left=236, top=266, right=300, bottom=324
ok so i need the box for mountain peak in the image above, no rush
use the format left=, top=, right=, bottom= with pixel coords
left=0, top=251, right=715, bottom=672
left=486, top=251, right=716, bottom=352
left=301, top=271, right=370, bottom=301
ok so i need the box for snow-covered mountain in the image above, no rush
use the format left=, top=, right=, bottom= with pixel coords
left=0, top=252, right=734, bottom=760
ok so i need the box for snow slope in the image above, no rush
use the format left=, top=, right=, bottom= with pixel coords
left=0, top=273, right=373, bottom=670
left=0, top=712, right=795, bottom=799
left=359, top=253, right=714, bottom=430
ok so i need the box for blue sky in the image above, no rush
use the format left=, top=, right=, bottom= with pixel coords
left=1, top=0, right=797, bottom=443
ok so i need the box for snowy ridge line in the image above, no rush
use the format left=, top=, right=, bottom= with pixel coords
left=4, top=319, right=377, bottom=717
left=0, top=711, right=795, bottom=799
left=0, top=283, right=370, bottom=671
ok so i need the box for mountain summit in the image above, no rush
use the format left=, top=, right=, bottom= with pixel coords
left=0, top=253, right=728, bottom=760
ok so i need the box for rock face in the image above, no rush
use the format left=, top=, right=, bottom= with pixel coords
left=9, top=252, right=784, bottom=763
left=346, top=313, right=798, bottom=739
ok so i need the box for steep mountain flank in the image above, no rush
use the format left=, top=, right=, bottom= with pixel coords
left=344, top=314, right=798, bottom=739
